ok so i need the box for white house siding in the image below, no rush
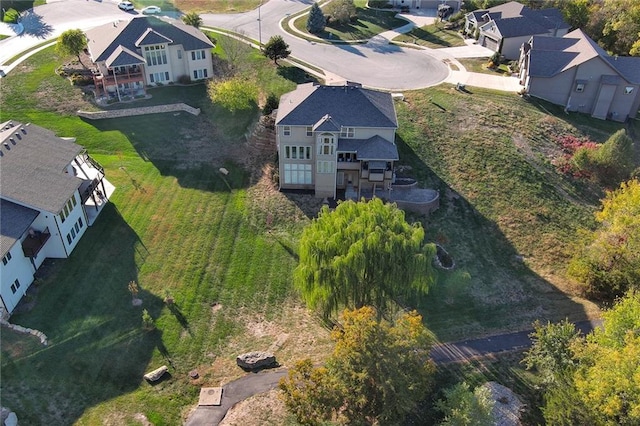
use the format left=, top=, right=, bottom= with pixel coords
left=54, top=192, right=87, bottom=257
left=168, top=44, right=188, bottom=81
left=186, top=49, right=213, bottom=82
left=278, top=126, right=315, bottom=190
left=0, top=243, right=36, bottom=313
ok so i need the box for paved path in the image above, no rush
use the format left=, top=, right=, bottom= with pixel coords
left=185, top=319, right=602, bottom=425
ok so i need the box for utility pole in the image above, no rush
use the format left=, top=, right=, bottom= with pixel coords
left=258, top=0, right=263, bottom=50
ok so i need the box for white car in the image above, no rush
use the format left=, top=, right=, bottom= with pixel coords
left=118, top=1, right=134, bottom=11
left=141, top=5, right=161, bottom=14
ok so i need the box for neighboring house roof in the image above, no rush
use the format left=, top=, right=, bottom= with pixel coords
left=338, top=136, right=399, bottom=161
left=0, top=199, right=39, bottom=257
left=86, top=16, right=213, bottom=63
left=488, top=16, right=549, bottom=38
left=276, top=83, right=397, bottom=129
left=525, top=29, right=640, bottom=81
left=485, top=1, right=526, bottom=20
left=105, top=46, right=145, bottom=68
left=0, top=121, right=83, bottom=214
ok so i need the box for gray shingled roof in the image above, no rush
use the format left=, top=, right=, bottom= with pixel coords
left=136, top=28, right=173, bottom=46
left=313, top=114, right=341, bottom=132
left=0, top=199, right=39, bottom=257
left=0, top=121, right=83, bottom=214
left=526, top=29, right=640, bottom=82
left=86, top=16, right=213, bottom=63
left=337, top=136, right=399, bottom=161
left=105, top=46, right=145, bottom=68
left=487, top=1, right=526, bottom=18
left=276, top=84, right=397, bottom=129
left=491, top=16, right=549, bottom=38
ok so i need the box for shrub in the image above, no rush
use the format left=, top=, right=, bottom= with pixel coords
left=2, top=8, right=20, bottom=24
left=70, top=73, right=93, bottom=86
left=177, top=74, right=191, bottom=85
left=490, top=51, right=501, bottom=65
left=262, top=93, right=279, bottom=115
left=142, top=309, right=156, bottom=330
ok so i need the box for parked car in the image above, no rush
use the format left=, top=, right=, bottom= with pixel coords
left=438, top=4, right=453, bottom=19
left=118, top=1, right=134, bottom=11
left=141, top=5, right=161, bottom=14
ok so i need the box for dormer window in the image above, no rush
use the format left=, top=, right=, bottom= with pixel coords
left=575, top=83, right=585, bottom=92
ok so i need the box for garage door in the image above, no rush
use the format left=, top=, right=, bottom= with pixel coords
left=482, top=36, right=499, bottom=51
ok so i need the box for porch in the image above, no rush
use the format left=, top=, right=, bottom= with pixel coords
left=73, top=153, right=116, bottom=226
left=92, top=65, right=146, bottom=101
left=22, top=227, right=51, bottom=258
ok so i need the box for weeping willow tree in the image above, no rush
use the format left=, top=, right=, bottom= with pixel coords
left=294, top=198, right=436, bottom=319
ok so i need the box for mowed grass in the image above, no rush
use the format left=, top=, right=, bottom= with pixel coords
left=393, top=23, right=467, bottom=48
left=0, top=46, right=331, bottom=425
left=294, top=0, right=407, bottom=42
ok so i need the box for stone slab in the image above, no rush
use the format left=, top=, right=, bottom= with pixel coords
left=198, top=387, right=223, bottom=406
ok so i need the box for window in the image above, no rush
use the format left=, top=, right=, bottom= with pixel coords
left=10, top=279, right=20, bottom=294
left=67, top=234, right=72, bottom=244
left=625, top=86, right=634, bottom=95
left=2, top=252, right=12, bottom=265
left=317, top=161, right=334, bottom=174
left=575, top=83, right=585, bottom=92
left=75, top=223, right=80, bottom=233
left=306, top=126, right=313, bottom=137
left=283, top=163, right=312, bottom=184
left=60, top=196, right=76, bottom=223
left=78, top=217, right=83, bottom=228
left=71, top=228, right=76, bottom=239
left=144, top=45, right=168, bottom=66
left=193, top=68, right=208, bottom=79
left=283, top=126, right=291, bottom=136
left=191, top=50, right=206, bottom=60
left=284, top=145, right=311, bottom=160
left=318, top=135, right=335, bottom=155
left=177, top=50, right=182, bottom=59
left=150, top=72, right=170, bottom=83
left=340, top=127, right=355, bottom=138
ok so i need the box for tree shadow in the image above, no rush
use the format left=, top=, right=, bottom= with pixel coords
left=19, top=10, right=54, bottom=39
left=392, top=134, right=590, bottom=342
left=168, top=303, right=190, bottom=334
left=0, top=204, right=167, bottom=424
left=276, top=65, right=320, bottom=84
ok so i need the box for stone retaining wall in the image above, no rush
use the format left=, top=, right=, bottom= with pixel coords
left=1, top=318, right=48, bottom=346
left=77, top=103, right=200, bottom=120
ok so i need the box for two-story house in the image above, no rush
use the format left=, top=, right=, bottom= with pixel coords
left=465, top=1, right=569, bottom=59
left=85, top=16, right=214, bottom=101
left=0, top=121, right=114, bottom=315
left=275, top=83, right=399, bottom=199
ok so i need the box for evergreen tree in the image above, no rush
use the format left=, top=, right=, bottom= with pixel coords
left=263, top=35, right=291, bottom=65
left=306, top=2, right=326, bottom=34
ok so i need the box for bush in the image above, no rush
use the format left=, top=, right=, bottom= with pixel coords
left=490, top=51, right=501, bottom=65
left=262, top=93, right=279, bottom=115
left=69, top=73, right=93, bottom=86
left=177, top=74, right=191, bottom=85
left=2, top=8, right=20, bottom=24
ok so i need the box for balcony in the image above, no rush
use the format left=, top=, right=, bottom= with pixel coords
left=22, top=228, right=51, bottom=258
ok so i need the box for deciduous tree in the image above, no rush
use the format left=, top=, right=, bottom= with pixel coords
left=326, top=0, right=356, bottom=25
left=263, top=35, right=290, bottom=65
left=279, top=307, right=436, bottom=425
left=207, top=77, right=259, bottom=112
left=568, top=179, right=640, bottom=299
left=294, top=198, right=436, bottom=319
left=436, top=382, right=495, bottom=426
left=57, top=29, right=87, bottom=65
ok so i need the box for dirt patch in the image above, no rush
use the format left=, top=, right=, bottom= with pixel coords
left=219, top=389, right=290, bottom=426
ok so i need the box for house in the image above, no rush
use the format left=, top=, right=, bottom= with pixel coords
left=387, top=0, right=460, bottom=11
left=0, top=121, right=114, bottom=315
left=465, top=1, right=569, bottom=59
left=275, top=83, right=399, bottom=199
left=85, top=16, right=214, bottom=101
left=518, top=29, right=640, bottom=122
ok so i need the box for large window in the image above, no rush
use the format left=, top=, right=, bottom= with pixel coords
left=317, top=161, right=334, bottom=174
left=144, top=45, right=167, bottom=66
left=284, top=145, right=311, bottom=160
left=283, top=163, right=312, bottom=184
left=193, top=69, right=208, bottom=79
left=150, top=71, right=170, bottom=83
left=60, top=195, right=77, bottom=223
left=318, top=135, right=335, bottom=155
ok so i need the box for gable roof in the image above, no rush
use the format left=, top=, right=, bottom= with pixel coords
left=474, top=1, right=569, bottom=37
left=485, top=1, right=526, bottom=20
left=276, top=83, right=397, bottom=129
left=105, top=45, right=145, bottom=68
left=525, top=29, right=640, bottom=81
left=86, top=16, right=213, bottom=63
left=0, top=121, right=83, bottom=214
left=0, top=199, right=39, bottom=257
left=489, top=16, right=549, bottom=38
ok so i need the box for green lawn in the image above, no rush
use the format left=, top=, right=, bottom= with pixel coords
left=393, top=23, right=467, bottom=48
left=293, top=1, right=407, bottom=42
left=1, top=39, right=635, bottom=424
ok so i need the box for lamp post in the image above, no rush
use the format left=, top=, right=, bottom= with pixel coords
left=258, top=1, right=263, bottom=51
